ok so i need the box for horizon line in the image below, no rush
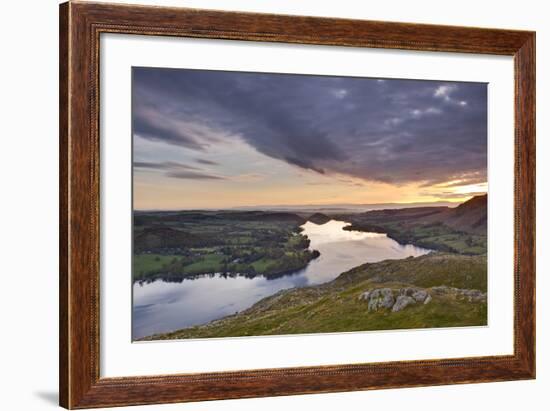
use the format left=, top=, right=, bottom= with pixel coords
left=133, top=196, right=486, bottom=212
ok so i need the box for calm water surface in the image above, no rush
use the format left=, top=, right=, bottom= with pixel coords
left=132, top=220, right=430, bottom=339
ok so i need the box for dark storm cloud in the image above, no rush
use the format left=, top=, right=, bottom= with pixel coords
left=133, top=67, right=487, bottom=186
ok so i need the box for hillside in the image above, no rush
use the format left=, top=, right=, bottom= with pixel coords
left=134, top=226, right=216, bottom=252
left=340, top=195, right=487, bottom=255
left=144, top=252, right=487, bottom=340
left=441, top=194, right=487, bottom=234
left=307, top=212, right=331, bottom=225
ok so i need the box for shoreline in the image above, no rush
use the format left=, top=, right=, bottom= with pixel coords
left=140, top=251, right=487, bottom=341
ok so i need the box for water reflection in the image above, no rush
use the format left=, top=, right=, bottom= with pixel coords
left=132, top=220, right=430, bottom=339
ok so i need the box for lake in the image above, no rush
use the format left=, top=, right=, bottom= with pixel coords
left=132, top=220, right=430, bottom=339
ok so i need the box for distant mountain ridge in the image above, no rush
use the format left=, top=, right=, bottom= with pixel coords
left=226, top=200, right=459, bottom=213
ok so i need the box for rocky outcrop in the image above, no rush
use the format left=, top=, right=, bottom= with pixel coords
left=366, top=288, right=395, bottom=312
left=412, top=290, right=429, bottom=303
left=360, top=287, right=432, bottom=313
left=398, top=287, right=431, bottom=303
left=392, top=295, right=416, bottom=312
left=360, top=285, right=485, bottom=313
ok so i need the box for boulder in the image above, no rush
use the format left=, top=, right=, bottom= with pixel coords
left=398, top=287, right=430, bottom=303
left=399, top=287, right=419, bottom=297
left=424, top=294, right=432, bottom=305
left=358, top=290, right=371, bottom=301
left=392, top=295, right=416, bottom=312
left=412, top=289, right=429, bottom=303
left=367, top=288, right=395, bottom=312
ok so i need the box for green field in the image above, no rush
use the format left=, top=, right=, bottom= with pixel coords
left=133, top=211, right=319, bottom=282
left=133, top=254, right=178, bottom=279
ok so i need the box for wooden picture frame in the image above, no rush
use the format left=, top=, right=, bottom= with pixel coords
left=59, top=1, right=535, bottom=408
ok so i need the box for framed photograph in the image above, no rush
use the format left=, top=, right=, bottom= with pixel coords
left=59, top=2, right=535, bottom=408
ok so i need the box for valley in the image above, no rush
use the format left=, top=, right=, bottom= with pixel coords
left=134, top=195, right=487, bottom=340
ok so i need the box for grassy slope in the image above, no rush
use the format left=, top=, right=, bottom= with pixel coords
left=144, top=252, right=487, bottom=340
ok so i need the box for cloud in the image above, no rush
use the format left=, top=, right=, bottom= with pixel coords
left=437, top=178, right=486, bottom=189
left=134, top=161, right=198, bottom=171
left=166, top=171, right=225, bottom=180
left=228, top=173, right=265, bottom=182
left=331, top=88, right=348, bottom=99
left=433, top=83, right=472, bottom=108
left=133, top=160, right=225, bottom=180
left=434, top=84, right=457, bottom=99
left=133, top=106, right=208, bottom=150
left=422, top=191, right=487, bottom=200
left=411, top=107, right=442, bottom=118
left=195, top=158, right=219, bottom=166
left=133, top=68, right=487, bottom=186
left=419, top=170, right=487, bottom=188
left=384, top=117, right=404, bottom=126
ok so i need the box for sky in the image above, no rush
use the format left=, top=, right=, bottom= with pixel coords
left=132, top=67, right=487, bottom=210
